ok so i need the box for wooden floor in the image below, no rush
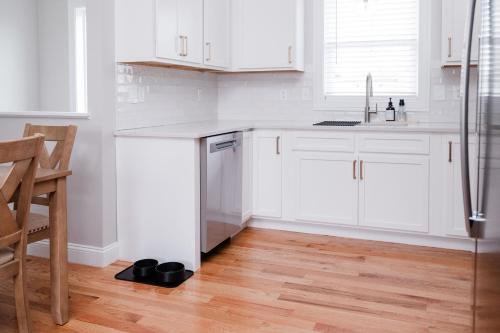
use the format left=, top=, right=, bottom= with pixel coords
left=0, top=228, right=473, bottom=333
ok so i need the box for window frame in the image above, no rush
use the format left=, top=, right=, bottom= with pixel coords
left=313, top=0, right=431, bottom=113
left=0, top=0, right=89, bottom=119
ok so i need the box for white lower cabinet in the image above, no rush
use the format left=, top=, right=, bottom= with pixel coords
left=252, top=130, right=282, bottom=218
left=242, top=131, right=253, bottom=222
left=443, top=136, right=478, bottom=237
left=293, top=152, right=358, bottom=225
left=249, top=130, right=474, bottom=249
left=358, top=154, right=430, bottom=233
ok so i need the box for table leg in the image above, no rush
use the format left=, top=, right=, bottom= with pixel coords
left=49, top=177, right=69, bottom=325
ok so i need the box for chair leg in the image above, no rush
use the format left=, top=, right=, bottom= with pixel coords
left=14, top=261, right=32, bottom=333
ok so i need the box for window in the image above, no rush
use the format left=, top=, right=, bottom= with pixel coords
left=69, top=0, right=88, bottom=114
left=479, top=0, right=500, bottom=97
left=314, top=0, right=430, bottom=111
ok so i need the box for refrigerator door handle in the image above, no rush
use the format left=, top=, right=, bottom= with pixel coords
left=460, top=0, right=478, bottom=237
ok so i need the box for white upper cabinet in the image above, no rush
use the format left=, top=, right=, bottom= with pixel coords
left=115, top=0, right=203, bottom=67
left=156, top=0, right=203, bottom=65
left=231, top=0, right=304, bottom=71
left=115, top=0, right=158, bottom=63
left=155, top=0, right=180, bottom=62
left=442, top=0, right=481, bottom=66
left=116, top=0, right=304, bottom=71
left=204, top=0, right=230, bottom=68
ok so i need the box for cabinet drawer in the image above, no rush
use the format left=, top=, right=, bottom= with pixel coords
left=291, top=132, right=355, bottom=153
left=358, top=134, right=430, bottom=155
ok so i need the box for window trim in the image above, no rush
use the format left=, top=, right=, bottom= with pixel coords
left=313, top=0, right=431, bottom=113
left=0, top=111, right=90, bottom=119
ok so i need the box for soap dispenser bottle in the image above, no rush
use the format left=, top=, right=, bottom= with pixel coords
left=385, top=98, right=396, bottom=122
left=397, top=99, right=407, bottom=122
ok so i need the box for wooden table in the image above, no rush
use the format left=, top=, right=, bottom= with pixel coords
left=0, top=166, right=72, bottom=325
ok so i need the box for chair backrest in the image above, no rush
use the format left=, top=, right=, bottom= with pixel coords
left=0, top=135, right=44, bottom=250
left=23, top=124, right=77, bottom=171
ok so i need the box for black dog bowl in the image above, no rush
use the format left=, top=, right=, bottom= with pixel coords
left=133, top=259, right=158, bottom=278
left=155, top=262, right=185, bottom=283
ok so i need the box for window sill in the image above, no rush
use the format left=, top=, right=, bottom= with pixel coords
left=0, top=111, right=91, bottom=119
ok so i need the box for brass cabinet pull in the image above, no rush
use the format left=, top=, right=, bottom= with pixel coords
left=179, top=36, right=185, bottom=56
left=179, top=36, right=188, bottom=57
left=353, top=160, right=357, bottom=180
left=448, top=141, right=453, bottom=162
left=288, top=46, right=293, bottom=64
left=276, top=136, right=280, bottom=155
left=360, top=160, right=364, bottom=180
left=448, top=36, right=452, bottom=58
left=205, top=42, right=212, bottom=62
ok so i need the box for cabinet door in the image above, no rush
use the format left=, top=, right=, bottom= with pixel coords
left=442, top=0, right=481, bottom=66
left=178, top=0, right=203, bottom=64
left=444, top=137, right=478, bottom=237
left=359, top=155, right=430, bottom=233
left=156, top=0, right=181, bottom=61
left=293, top=152, right=358, bottom=226
left=156, top=0, right=203, bottom=64
left=235, top=0, right=300, bottom=69
left=253, top=131, right=282, bottom=218
left=242, top=131, right=253, bottom=222
left=204, top=0, right=230, bottom=68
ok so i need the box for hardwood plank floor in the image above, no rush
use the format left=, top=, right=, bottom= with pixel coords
left=0, top=228, right=473, bottom=332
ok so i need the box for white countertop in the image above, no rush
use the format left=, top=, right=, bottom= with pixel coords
left=114, top=120, right=465, bottom=139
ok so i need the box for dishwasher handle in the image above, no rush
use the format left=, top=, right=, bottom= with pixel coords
left=210, top=139, right=240, bottom=153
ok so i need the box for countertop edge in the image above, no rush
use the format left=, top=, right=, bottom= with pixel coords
left=114, top=122, right=467, bottom=139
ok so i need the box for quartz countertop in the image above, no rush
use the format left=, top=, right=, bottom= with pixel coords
left=114, top=120, right=465, bottom=139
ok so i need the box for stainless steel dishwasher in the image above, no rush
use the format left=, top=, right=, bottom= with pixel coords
left=201, top=132, right=243, bottom=253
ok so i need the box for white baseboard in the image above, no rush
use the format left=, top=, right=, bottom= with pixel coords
left=28, top=241, right=119, bottom=268
left=248, top=218, right=475, bottom=252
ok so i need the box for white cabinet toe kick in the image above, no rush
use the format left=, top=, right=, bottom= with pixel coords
left=116, top=129, right=476, bottom=271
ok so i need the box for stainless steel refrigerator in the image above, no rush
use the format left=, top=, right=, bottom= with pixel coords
left=460, top=0, right=500, bottom=331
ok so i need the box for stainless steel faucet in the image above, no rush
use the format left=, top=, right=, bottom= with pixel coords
left=365, top=73, right=374, bottom=123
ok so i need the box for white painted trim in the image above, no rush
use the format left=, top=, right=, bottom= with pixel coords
left=312, top=0, right=431, bottom=113
left=0, top=111, right=90, bottom=119
left=248, top=217, right=475, bottom=252
left=28, top=241, right=119, bottom=268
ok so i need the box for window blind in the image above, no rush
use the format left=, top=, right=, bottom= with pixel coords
left=480, top=0, right=500, bottom=97
left=323, top=0, right=419, bottom=97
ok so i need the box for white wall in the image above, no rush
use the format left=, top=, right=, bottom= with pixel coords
left=37, top=0, right=70, bottom=111
left=0, top=0, right=116, bottom=251
left=0, top=0, right=40, bottom=111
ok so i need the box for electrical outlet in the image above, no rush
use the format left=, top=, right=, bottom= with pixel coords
left=280, top=89, right=288, bottom=101
left=197, top=88, right=202, bottom=101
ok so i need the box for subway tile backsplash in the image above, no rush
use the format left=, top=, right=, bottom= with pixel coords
left=116, top=62, right=477, bottom=130
left=116, top=64, right=218, bottom=130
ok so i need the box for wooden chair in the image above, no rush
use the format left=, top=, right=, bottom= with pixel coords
left=22, top=124, right=77, bottom=244
left=0, top=135, right=44, bottom=333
